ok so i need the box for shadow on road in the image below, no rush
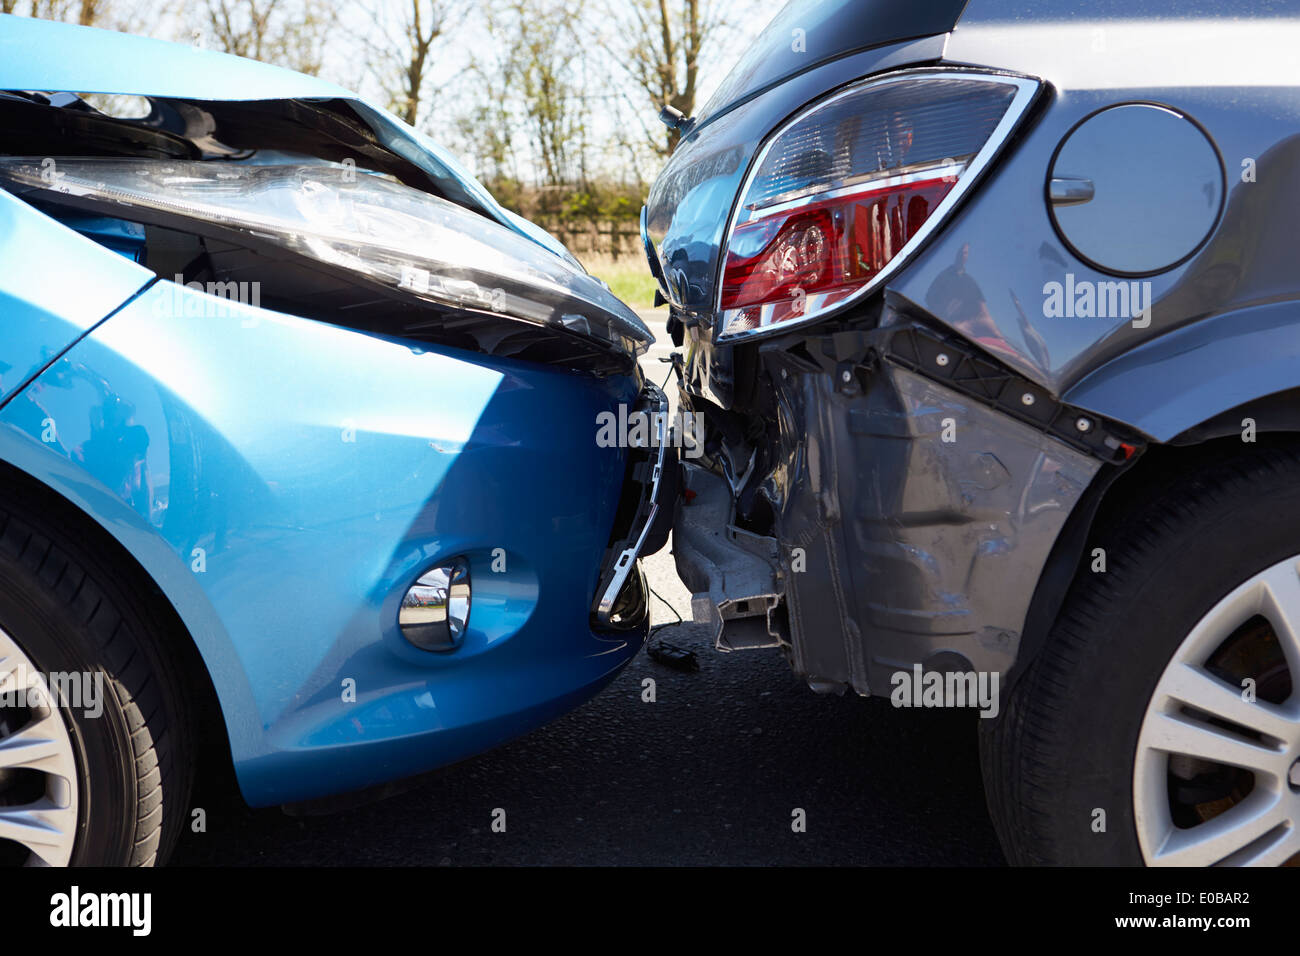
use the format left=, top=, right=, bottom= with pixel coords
left=173, top=617, right=1006, bottom=866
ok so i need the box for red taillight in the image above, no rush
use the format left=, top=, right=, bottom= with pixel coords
left=720, top=176, right=954, bottom=326
left=714, top=71, right=1037, bottom=340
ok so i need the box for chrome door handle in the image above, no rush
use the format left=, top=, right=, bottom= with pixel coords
left=1048, top=176, right=1095, bottom=206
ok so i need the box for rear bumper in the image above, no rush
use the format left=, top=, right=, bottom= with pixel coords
left=674, top=322, right=1109, bottom=695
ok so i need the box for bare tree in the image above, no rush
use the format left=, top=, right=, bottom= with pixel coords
left=17, top=1, right=158, bottom=47
left=493, top=0, right=588, bottom=187
left=198, top=0, right=329, bottom=75
left=364, top=0, right=463, bottom=127
left=203, top=0, right=275, bottom=58
left=21, top=0, right=151, bottom=33
left=602, top=0, right=730, bottom=156
left=453, top=32, right=519, bottom=185
left=24, top=0, right=89, bottom=22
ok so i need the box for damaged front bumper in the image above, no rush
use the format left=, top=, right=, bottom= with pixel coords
left=593, top=381, right=676, bottom=629
left=673, top=318, right=1136, bottom=696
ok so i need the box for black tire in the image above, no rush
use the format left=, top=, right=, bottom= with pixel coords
left=0, top=481, right=193, bottom=866
left=981, top=441, right=1300, bottom=865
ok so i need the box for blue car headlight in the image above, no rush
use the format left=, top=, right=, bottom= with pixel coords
left=0, top=157, right=651, bottom=358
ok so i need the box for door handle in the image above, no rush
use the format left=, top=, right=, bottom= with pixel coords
left=1048, top=176, right=1095, bottom=206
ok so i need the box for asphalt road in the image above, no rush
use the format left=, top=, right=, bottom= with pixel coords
left=171, top=603, right=1004, bottom=865
left=170, top=314, right=1007, bottom=865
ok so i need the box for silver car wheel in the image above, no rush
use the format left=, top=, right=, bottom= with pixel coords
left=0, top=626, right=79, bottom=866
left=1135, top=555, right=1300, bottom=866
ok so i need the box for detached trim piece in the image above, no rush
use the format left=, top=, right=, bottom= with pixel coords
left=672, top=461, right=786, bottom=653
left=813, top=322, right=1145, bottom=463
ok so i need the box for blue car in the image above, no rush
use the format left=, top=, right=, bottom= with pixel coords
left=0, top=15, right=667, bottom=865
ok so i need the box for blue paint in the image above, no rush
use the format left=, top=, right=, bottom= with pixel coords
left=0, top=277, right=645, bottom=805
left=0, top=188, right=152, bottom=403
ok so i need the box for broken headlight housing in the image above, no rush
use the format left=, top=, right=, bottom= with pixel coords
left=717, top=70, right=1038, bottom=341
left=0, top=158, right=651, bottom=359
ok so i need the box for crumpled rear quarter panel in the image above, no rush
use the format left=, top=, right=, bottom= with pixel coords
left=760, top=345, right=1099, bottom=693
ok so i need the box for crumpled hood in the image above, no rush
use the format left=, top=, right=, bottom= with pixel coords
left=0, top=13, right=569, bottom=261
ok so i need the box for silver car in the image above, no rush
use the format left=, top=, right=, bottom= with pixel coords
left=644, top=0, right=1300, bottom=866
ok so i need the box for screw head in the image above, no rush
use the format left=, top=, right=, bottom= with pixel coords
left=1076, top=417, right=1092, bottom=433
left=841, top=369, right=852, bottom=383
left=1021, top=392, right=1035, bottom=406
left=936, top=353, right=950, bottom=367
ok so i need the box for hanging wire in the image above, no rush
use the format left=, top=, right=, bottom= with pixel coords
left=648, top=582, right=684, bottom=635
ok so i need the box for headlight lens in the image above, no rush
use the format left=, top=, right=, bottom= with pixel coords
left=0, top=158, right=650, bottom=357
left=717, top=70, right=1038, bottom=341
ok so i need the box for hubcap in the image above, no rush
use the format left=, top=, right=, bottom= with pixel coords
left=1135, top=555, right=1300, bottom=866
left=0, top=627, right=78, bottom=866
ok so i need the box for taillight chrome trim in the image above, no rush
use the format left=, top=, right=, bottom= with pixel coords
left=744, top=161, right=967, bottom=220
left=714, top=68, right=1042, bottom=343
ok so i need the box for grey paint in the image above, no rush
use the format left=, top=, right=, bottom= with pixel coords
left=1048, top=104, right=1223, bottom=275
left=693, top=0, right=967, bottom=127
left=1064, top=301, right=1300, bottom=442
left=953, top=1, right=1300, bottom=33
left=652, top=3, right=1300, bottom=404
left=893, top=15, right=1300, bottom=398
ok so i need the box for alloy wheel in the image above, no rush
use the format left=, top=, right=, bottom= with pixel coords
left=0, top=626, right=79, bottom=866
left=1134, top=554, right=1300, bottom=865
